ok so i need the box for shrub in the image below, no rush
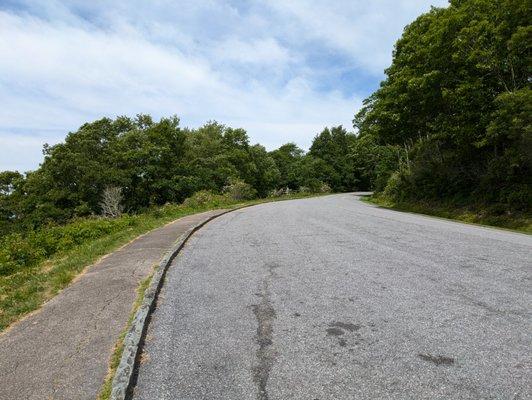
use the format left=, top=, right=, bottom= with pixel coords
left=268, top=187, right=293, bottom=197
left=319, top=183, right=332, bottom=193
left=268, top=188, right=284, bottom=198
left=383, top=171, right=410, bottom=201
left=222, top=178, right=257, bottom=201
left=0, top=233, right=46, bottom=275
left=182, top=190, right=225, bottom=208
left=0, top=216, right=139, bottom=277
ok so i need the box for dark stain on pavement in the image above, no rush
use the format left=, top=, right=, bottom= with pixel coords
left=326, top=327, right=344, bottom=336
left=251, top=263, right=278, bottom=400
left=326, top=322, right=361, bottom=349
left=418, top=353, right=455, bottom=366
left=330, top=321, right=361, bottom=332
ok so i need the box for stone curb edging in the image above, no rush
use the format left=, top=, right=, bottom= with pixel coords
left=110, top=208, right=240, bottom=400
left=109, top=196, right=313, bottom=399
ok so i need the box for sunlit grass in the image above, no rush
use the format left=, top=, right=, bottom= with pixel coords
left=363, top=195, right=531, bottom=234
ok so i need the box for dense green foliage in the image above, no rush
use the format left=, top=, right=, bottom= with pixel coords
left=354, top=0, right=531, bottom=212
left=0, top=117, right=358, bottom=238
left=0, top=216, right=137, bottom=276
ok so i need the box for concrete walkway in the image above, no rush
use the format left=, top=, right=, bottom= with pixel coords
left=0, top=209, right=227, bottom=400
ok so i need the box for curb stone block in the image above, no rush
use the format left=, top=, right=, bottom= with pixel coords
left=110, top=209, right=239, bottom=400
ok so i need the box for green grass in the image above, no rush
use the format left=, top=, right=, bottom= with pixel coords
left=0, top=192, right=320, bottom=332
left=363, top=195, right=531, bottom=234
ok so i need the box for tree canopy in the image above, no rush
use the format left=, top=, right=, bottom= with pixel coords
left=0, top=116, right=360, bottom=234
left=353, top=0, right=531, bottom=210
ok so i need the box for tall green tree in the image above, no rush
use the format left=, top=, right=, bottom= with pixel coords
left=270, top=143, right=305, bottom=189
left=354, top=0, right=531, bottom=210
left=0, top=171, right=24, bottom=234
left=308, top=126, right=358, bottom=191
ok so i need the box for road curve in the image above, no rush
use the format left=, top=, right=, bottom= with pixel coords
left=132, top=194, right=531, bottom=400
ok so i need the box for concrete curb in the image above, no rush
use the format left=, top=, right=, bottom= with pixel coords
left=110, top=208, right=239, bottom=400
left=109, top=196, right=318, bottom=399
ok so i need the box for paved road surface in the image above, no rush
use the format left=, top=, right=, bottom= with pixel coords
left=132, top=194, right=531, bottom=400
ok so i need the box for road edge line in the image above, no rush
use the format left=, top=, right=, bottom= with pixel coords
left=109, top=207, right=241, bottom=400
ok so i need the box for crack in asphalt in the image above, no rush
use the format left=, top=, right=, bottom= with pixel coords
left=251, top=264, right=278, bottom=400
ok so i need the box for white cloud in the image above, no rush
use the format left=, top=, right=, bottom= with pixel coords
left=214, top=37, right=293, bottom=65
left=267, top=0, right=449, bottom=74
left=0, top=1, right=448, bottom=172
left=0, top=131, right=64, bottom=172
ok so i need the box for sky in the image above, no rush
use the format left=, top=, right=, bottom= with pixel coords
left=0, top=0, right=449, bottom=172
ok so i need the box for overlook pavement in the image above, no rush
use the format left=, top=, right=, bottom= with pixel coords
left=132, top=194, right=531, bottom=400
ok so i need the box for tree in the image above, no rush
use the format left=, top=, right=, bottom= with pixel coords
left=349, top=135, right=401, bottom=191
left=353, top=0, right=531, bottom=210
left=308, top=126, right=358, bottom=191
left=99, top=186, right=124, bottom=218
left=270, top=143, right=305, bottom=190
left=0, top=171, right=24, bottom=234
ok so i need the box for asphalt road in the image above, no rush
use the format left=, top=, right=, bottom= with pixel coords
left=132, top=194, right=531, bottom=400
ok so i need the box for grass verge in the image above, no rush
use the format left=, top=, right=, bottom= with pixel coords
left=0, top=192, right=320, bottom=332
left=97, top=271, right=153, bottom=400
left=363, top=195, right=531, bottom=234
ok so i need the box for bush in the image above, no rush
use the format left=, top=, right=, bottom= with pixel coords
left=222, top=178, right=257, bottom=201
left=268, top=187, right=293, bottom=197
left=383, top=171, right=410, bottom=201
left=0, top=233, right=46, bottom=275
left=0, top=216, right=139, bottom=277
left=319, top=183, right=332, bottom=193
left=182, top=190, right=225, bottom=208
left=500, top=184, right=532, bottom=212
left=268, top=188, right=284, bottom=198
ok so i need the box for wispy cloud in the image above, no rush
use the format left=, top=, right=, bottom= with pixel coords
left=0, top=0, right=448, bottom=172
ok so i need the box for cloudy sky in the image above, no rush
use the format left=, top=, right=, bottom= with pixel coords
left=0, top=0, right=448, bottom=172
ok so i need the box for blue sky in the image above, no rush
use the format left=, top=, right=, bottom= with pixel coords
left=0, top=0, right=448, bottom=172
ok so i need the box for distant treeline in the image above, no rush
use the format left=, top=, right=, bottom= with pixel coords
left=0, top=0, right=530, bottom=236
left=0, top=117, right=357, bottom=234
